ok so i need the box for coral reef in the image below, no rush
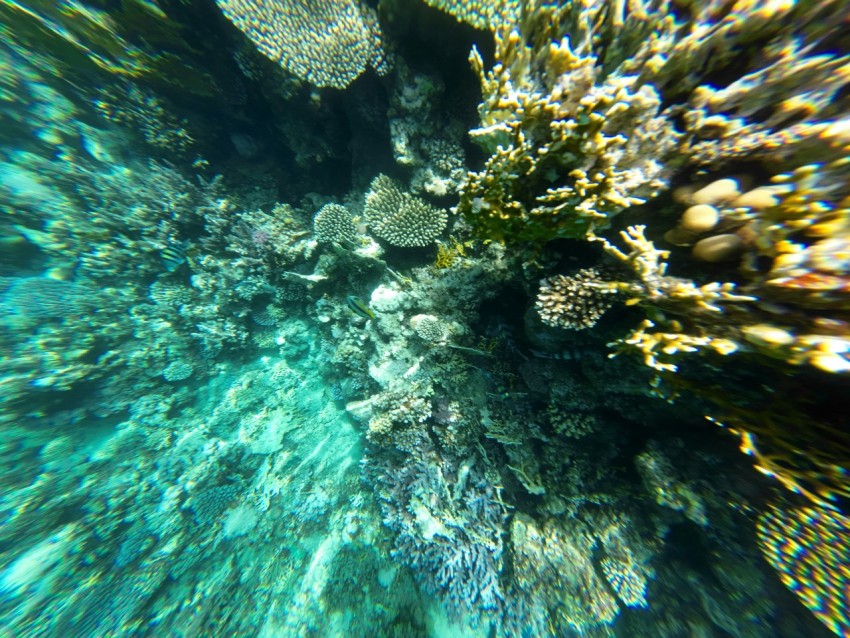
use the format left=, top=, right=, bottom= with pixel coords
left=1, top=2, right=846, bottom=638
left=456, top=0, right=850, bottom=517
left=387, top=60, right=467, bottom=197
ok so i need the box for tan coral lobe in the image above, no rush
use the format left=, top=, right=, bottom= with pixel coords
left=692, top=233, right=745, bottom=263
left=680, top=204, right=720, bottom=233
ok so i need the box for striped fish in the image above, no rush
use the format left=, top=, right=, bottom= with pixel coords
left=161, top=242, right=186, bottom=272
left=346, top=295, right=375, bottom=320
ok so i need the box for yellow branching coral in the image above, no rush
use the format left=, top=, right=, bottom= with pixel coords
left=459, top=4, right=680, bottom=242
left=589, top=226, right=751, bottom=371
left=757, top=503, right=850, bottom=638
left=458, top=0, right=850, bottom=524
left=597, top=226, right=756, bottom=310
left=215, top=0, right=388, bottom=89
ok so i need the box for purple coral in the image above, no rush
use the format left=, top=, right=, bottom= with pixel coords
left=364, top=445, right=507, bottom=621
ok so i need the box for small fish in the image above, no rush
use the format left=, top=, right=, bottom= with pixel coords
left=161, top=242, right=186, bottom=272
left=346, top=295, right=375, bottom=320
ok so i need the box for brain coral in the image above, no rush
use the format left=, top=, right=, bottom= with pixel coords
left=364, top=175, right=448, bottom=247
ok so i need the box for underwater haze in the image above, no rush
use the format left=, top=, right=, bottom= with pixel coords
left=1, top=0, right=849, bottom=636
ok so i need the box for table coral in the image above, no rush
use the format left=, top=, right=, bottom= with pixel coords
left=215, top=0, right=388, bottom=89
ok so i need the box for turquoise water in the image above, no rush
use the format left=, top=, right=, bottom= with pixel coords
left=1, top=1, right=848, bottom=637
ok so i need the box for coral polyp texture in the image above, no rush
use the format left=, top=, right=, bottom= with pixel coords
left=535, top=268, right=618, bottom=330
left=420, top=0, right=521, bottom=31
left=364, top=174, right=448, bottom=247
left=313, top=203, right=358, bottom=245
left=215, top=0, right=388, bottom=88
left=758, top=503, right=850, bottom=638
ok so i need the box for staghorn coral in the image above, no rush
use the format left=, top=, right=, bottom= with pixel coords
left=591, top=225, right=850, bottom=510
left=366, top=441, right=507, bottom=621
left=364, top=174, right=448, bottom=247
left=703, top=391, right=850, bottom=513
left=0, top=277, right=92, bottom=325
left=214, top=0, right=388, bottom=89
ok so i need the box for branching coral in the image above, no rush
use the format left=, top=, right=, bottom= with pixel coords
left=313, top=203, right=357, bottom=245
left=535, top=267, right=618, bottom=330
left=366, top=442, right=507, bottom=620
left=459, top=1, right=680, bottom=242
left=214, top=0, right=388, bottom=89
left=420, top=0, right=520, bottom=31
left=461, top=0, right=850, bottom=366
left=364, top=174, right=448, bottom=247
left=596, top=225, right=751, bottom=372
left=460, top=0, right=850, bottom=523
